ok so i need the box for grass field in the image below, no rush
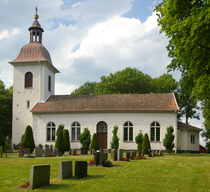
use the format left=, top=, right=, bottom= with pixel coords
left=0, top=154, right=210, bottom=192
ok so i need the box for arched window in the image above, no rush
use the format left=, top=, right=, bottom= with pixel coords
left=72, top=122, right=80, bottom=141
left=124, top=121, right=133, bottom=141
left=48, top=75, right=51, bottom=92
left=46, top=122, right=56, bottom=141
left=150, top=121, right=160, bottom=141
left=25, top=72, right=33, bottom=88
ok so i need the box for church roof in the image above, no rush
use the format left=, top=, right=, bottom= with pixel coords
left=177, top=121, right=202, bottom=131
left=10, top=42, right=53, bottom=65
left=31, top=93, right=178, bottom=113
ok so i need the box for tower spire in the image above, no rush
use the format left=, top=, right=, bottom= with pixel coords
left=28, top=7, right=44, bottom=43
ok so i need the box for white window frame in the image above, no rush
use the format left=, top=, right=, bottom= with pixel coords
left=123, top=121, right=133, bottom=141
left=46, top=122, right=56, bottom=141
left=150, top=121, right=160, bottom=141
left=71, top=121, right=81, bottom=141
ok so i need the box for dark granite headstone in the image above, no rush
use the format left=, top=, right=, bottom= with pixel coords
left=75, top=161, right=87, bottom=179
left=59, top=161, right=72, bottom=179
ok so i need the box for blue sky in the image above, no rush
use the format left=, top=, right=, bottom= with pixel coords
left=0, top=0, right=204, bottom=145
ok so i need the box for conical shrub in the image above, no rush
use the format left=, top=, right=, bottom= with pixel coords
left=142, top=133, right=151, bottom=154
left=63, top=129, right=70, bottom=151
left=57, top=130, right=65, bottom=154
left=90, top=133, right=100, bottom=150
left=21, top=125, right=35, bottom=153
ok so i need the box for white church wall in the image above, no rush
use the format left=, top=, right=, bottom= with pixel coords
left=33, top=111, right=177, bottom=150
left=12, top=64, right=41, bottom=144
left=186, top=130, right=200, bottom=151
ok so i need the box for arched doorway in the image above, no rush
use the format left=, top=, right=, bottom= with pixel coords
left=97, top=121, right=107, bottom=149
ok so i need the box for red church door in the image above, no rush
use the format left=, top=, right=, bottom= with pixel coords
left=97, top=121, right=107, bottom=149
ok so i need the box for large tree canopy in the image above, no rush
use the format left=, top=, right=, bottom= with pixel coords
left=155, top=0, right=210, bottom=142
left=0, top=80, right=12, bottom=138
left=71, top=67, right=178, bottom=95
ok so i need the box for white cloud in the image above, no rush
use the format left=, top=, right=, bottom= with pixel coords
left=0, top=30, right=9, bottom=41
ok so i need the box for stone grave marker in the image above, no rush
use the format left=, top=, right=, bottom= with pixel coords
left=30, top=164, right=50, bottom=189
left=152, top=150, right=155, bottom=157
left=50, top=145, right=53, bottom=152
left=117, top=149, right=123, bottom=161
left=71, top=149, right=77, bottom=156
left=44, top=145, right=51, bottom=157
left=159, top=150, right=163, bottom=156
left=53, top=149, right=58, bottom=157
left=38, top=144, right=42, bottom=149
left=75, top=161, right=88, bottom=179
left=68, top=150, right=71, bottom=155
left=125, top=151, right=130, bottom=159
left=94, top=151, right=100, bottom=166
left=148, top=149, right=152, bottom=157
left=57, top=151, right=63, bottom=156
left=34, top=148, right=42, bottom=157
left=59, top=161, right=72, bottom=179
left=111, top=149, right=117, bottom=161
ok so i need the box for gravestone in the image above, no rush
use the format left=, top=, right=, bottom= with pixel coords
left=148, top=149, right=152, bottom=157
left=130, top=150, right=136, bottom=159
left=34, top=148, right=42, bottom=157
left=111, top=149, right=117, bottom=161
left=38, top=144, right=42, bottom=149
left=152, top=150, right=155, bottom=157
left=71, top=149, right=77, bottom=156
left=125, top=151, right=130, bottom=159
left=117, top=149, right=123, bottom=161
left=44, top=145, right=51, bottom=157
left=75, top=161, right=88, bottom=179
left=53, top=149, right=58, bottom=157
left=50, top=145, right=53, bottom=152
left=94, top=151, right=100, bottom=166
left=159, top=150, right=163, bottom=156
left=30, top=164, right=50, bottom=189
left=20, top=148, right=30, bottom=157
left=68, top=150, right=71, bottom=155
left=99, top=149, right=108, bottom=166
left=57, top=151, right=63, bottom=156
left=59, top=161, right=72, bottom=179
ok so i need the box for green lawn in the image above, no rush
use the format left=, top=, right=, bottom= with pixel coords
left=0, top=154, right=210, bottom=191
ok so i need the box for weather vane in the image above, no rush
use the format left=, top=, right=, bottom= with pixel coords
left=34, top=6, right=39, bottom=20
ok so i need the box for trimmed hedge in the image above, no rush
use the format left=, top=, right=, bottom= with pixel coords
left=90, top=133, right=100, bottom=150
left=142, top=133, right=151, bottom=154
left=135, top=132, right=143, bottom=152
left=63, top=129, right=70, bottom=151
left=111, top=125, right=119, bottom=149
left=21, top=125, right=35, bottom=153
left=79, top=128, right=91, bottom=152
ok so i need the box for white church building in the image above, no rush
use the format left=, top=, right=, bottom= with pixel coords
left=9, top=12, right=201, bottom=153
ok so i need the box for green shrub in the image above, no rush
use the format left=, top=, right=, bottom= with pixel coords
left=111, top=125, right=119, bottom=149
left=21, top=125, right=35, bottom=153
left=79, top=128, right=91, bottom=152
left=135, top=132, right=143, bottom=151
left=90, top=133, right=100, bottom=150
left=55, top=124, right=65, bottom=149
left=206, top=141, right=210, bottom=153
left=57, top=130, right=65, bottom=154
left=0, top=127, right=4, bottom=152
left=63, top=129, right=70, bottom=151
left=142, top=133, right=151, bottom=154
left=0, top=146, right=3, bottom=157
left=163, top=126, right=175, bottom=153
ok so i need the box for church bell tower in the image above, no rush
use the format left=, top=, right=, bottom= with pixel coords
left=9, top=8, right=59, bottom=145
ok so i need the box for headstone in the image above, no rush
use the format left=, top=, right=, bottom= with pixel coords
left=20, top=148, right=30, bottom=157
left=34, top=148, right=42, bottom=157
left=94, top=151, right=100, bottom=166
left=117, top=149, right=123, bottom=161
left=71, top=149, right=77, bottom=156
left=148, top=149, right=152, bottom=157
left=152, top=150, right=155, bottom=157
left=57, top=151, right=63, bottom=156
left=99, top=152, right=108, bottom=166
left=44, top=145, right=51, bottom=157
left=68, top=150, right=71, bottom=155
left=38, top=144, right=42, bottom=149
left=159, top=150, right=162, bottom=156
left=53, top=149, right=58, bottom=157
left=125, top=151, right=130, bottom=159
left=30, top=164, right=50, bottom=189
left=137, top=151, right=142, bottom=158
left=50, top=145, right=53, bottom=152
left=130, top=150, right=136, bottom=159
left=75, top=161, right=87, bottom=179
left=142, top=150, right=144, bottom=157
left=111, top=149, right=117, bottom=161
left=59, top=161, right=72, bottom=179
